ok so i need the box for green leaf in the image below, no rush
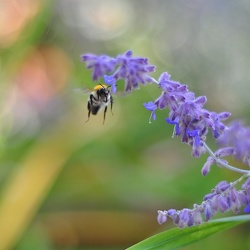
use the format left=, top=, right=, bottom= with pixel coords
left=127, top=215, right=250, bottom=250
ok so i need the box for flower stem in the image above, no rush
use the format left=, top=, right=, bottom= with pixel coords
left=203, top=142, right=250, bottom=175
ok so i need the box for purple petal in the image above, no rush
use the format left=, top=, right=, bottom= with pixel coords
left=244, top=203, right=250, bottom=213
left=104, top=74, right=117, bottom=93
left=157, top=210, right=167, bottom=224
left=143, top=101, right=157, bottom=111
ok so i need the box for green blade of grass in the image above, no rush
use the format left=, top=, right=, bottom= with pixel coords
left=127, top=215, right=250, bottom=250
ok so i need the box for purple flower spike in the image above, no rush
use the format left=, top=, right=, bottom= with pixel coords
left=81, top=53, right=117, bottom=81
left=114, top=50, right=156, bottom=92
left=143, top=69, right=232, bottom=160
left=159, top=177, right=250, bottom=228
left=82, top=51, right=250, bottom=229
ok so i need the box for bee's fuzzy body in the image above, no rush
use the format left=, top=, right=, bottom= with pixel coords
left=86, top=84, right=113, bottom=124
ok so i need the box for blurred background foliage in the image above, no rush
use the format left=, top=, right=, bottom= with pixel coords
left=0, top=0, right=250, bottom=249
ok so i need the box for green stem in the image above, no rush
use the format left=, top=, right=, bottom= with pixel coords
left=203, top=142, right=250, bottom=175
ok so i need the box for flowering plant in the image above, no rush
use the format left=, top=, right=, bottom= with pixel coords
left=82, top=50, right=250, bottom=248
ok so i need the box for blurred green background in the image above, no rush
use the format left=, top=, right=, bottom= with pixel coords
left=0, top=0, right=250, bottom=249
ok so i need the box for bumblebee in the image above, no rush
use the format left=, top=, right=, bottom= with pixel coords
left=85, top=84, right=113, bottom=124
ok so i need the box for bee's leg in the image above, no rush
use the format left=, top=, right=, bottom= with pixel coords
left=110, top=96, right=114, bottom=115
left=103, top=106, right=107, bottom=124
left=96, top=90, right=100, bottom=100
left=90, top=94, right=98, bottom=103
left=85, top=101, right=91, bottom=123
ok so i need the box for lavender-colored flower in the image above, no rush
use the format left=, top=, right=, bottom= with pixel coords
left=217, top=121, right=250, bottom=166
left=143, top=101, right=157, bottom=121
left=215, top=180, right=231, bottom=193
left=201, top=156, right=214, bottom=176
left=242, top=178, right=250, bottom=206
left=158, top=177, right=250, bottom=228
left=82, top=51, right=250, bottom=229
left=157, top=210, right=167, bottom=224
left=82, top=50, right=156, bottom=92
left=238, top=191, right=248, bottom=206
left=210, top=112, right=231, bottom=139
left=216, top=195, right=230, bottom=213
left=153, top=72, right=195, bottom=111
left=202, top=147, right=235, bottom=175
left=166, top=97, right=210, bottom=158
left=167, top=209, right=178, bottom=220
left=203, top=202, right=213, bottom=221
left=166, top=117, right=180, bottom=136
left=169, top=97, right=206, bottom=141
left=229, top=188, right=242, bottom=213
left=178, top=209, right=193, bottom=228
left=215, top=147, right=235, bottom=158
left=104, top=75, right=117, bottom=93
left=203, top=192, right=217, bottom=201
left=113, top=50, right=156, bottom=92
left=144, top=72, right=231, bottom=159
left=244, top=203, right=250, bottom=213
left=81, top=53, right=117, bottom=81
left=192, top=204, right=203, bottom=225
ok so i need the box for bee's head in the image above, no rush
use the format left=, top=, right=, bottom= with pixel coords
left=94, top=84, right=107, bottom=91
left=94, top=84, right=111, bottom=96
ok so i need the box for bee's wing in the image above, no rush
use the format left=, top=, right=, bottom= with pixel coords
left=72, top=83, right=129, bottom=99
left=114, top=91, right=128, bottom=98
left=72, top=87, right=92, bottom=95
left=72, top=87, right=127, bottom=97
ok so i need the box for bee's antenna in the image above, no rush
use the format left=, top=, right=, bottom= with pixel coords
left=107, top=84, right=118, bottom=89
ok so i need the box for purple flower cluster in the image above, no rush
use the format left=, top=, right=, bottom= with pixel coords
left=202, top=121, right=250, bottom=176
left=82, top=53, right=117, bottom=81
left=217, top=121, right=250, bottom=166
left=82, top=50, right=250, bottom=228
left=201, top=147, right=235, bottom=176
left=81, top=50, right=155, bottom=93
left=144, top=72, right=231, bottom=157
left=158, top=177, right=250, bottom=228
